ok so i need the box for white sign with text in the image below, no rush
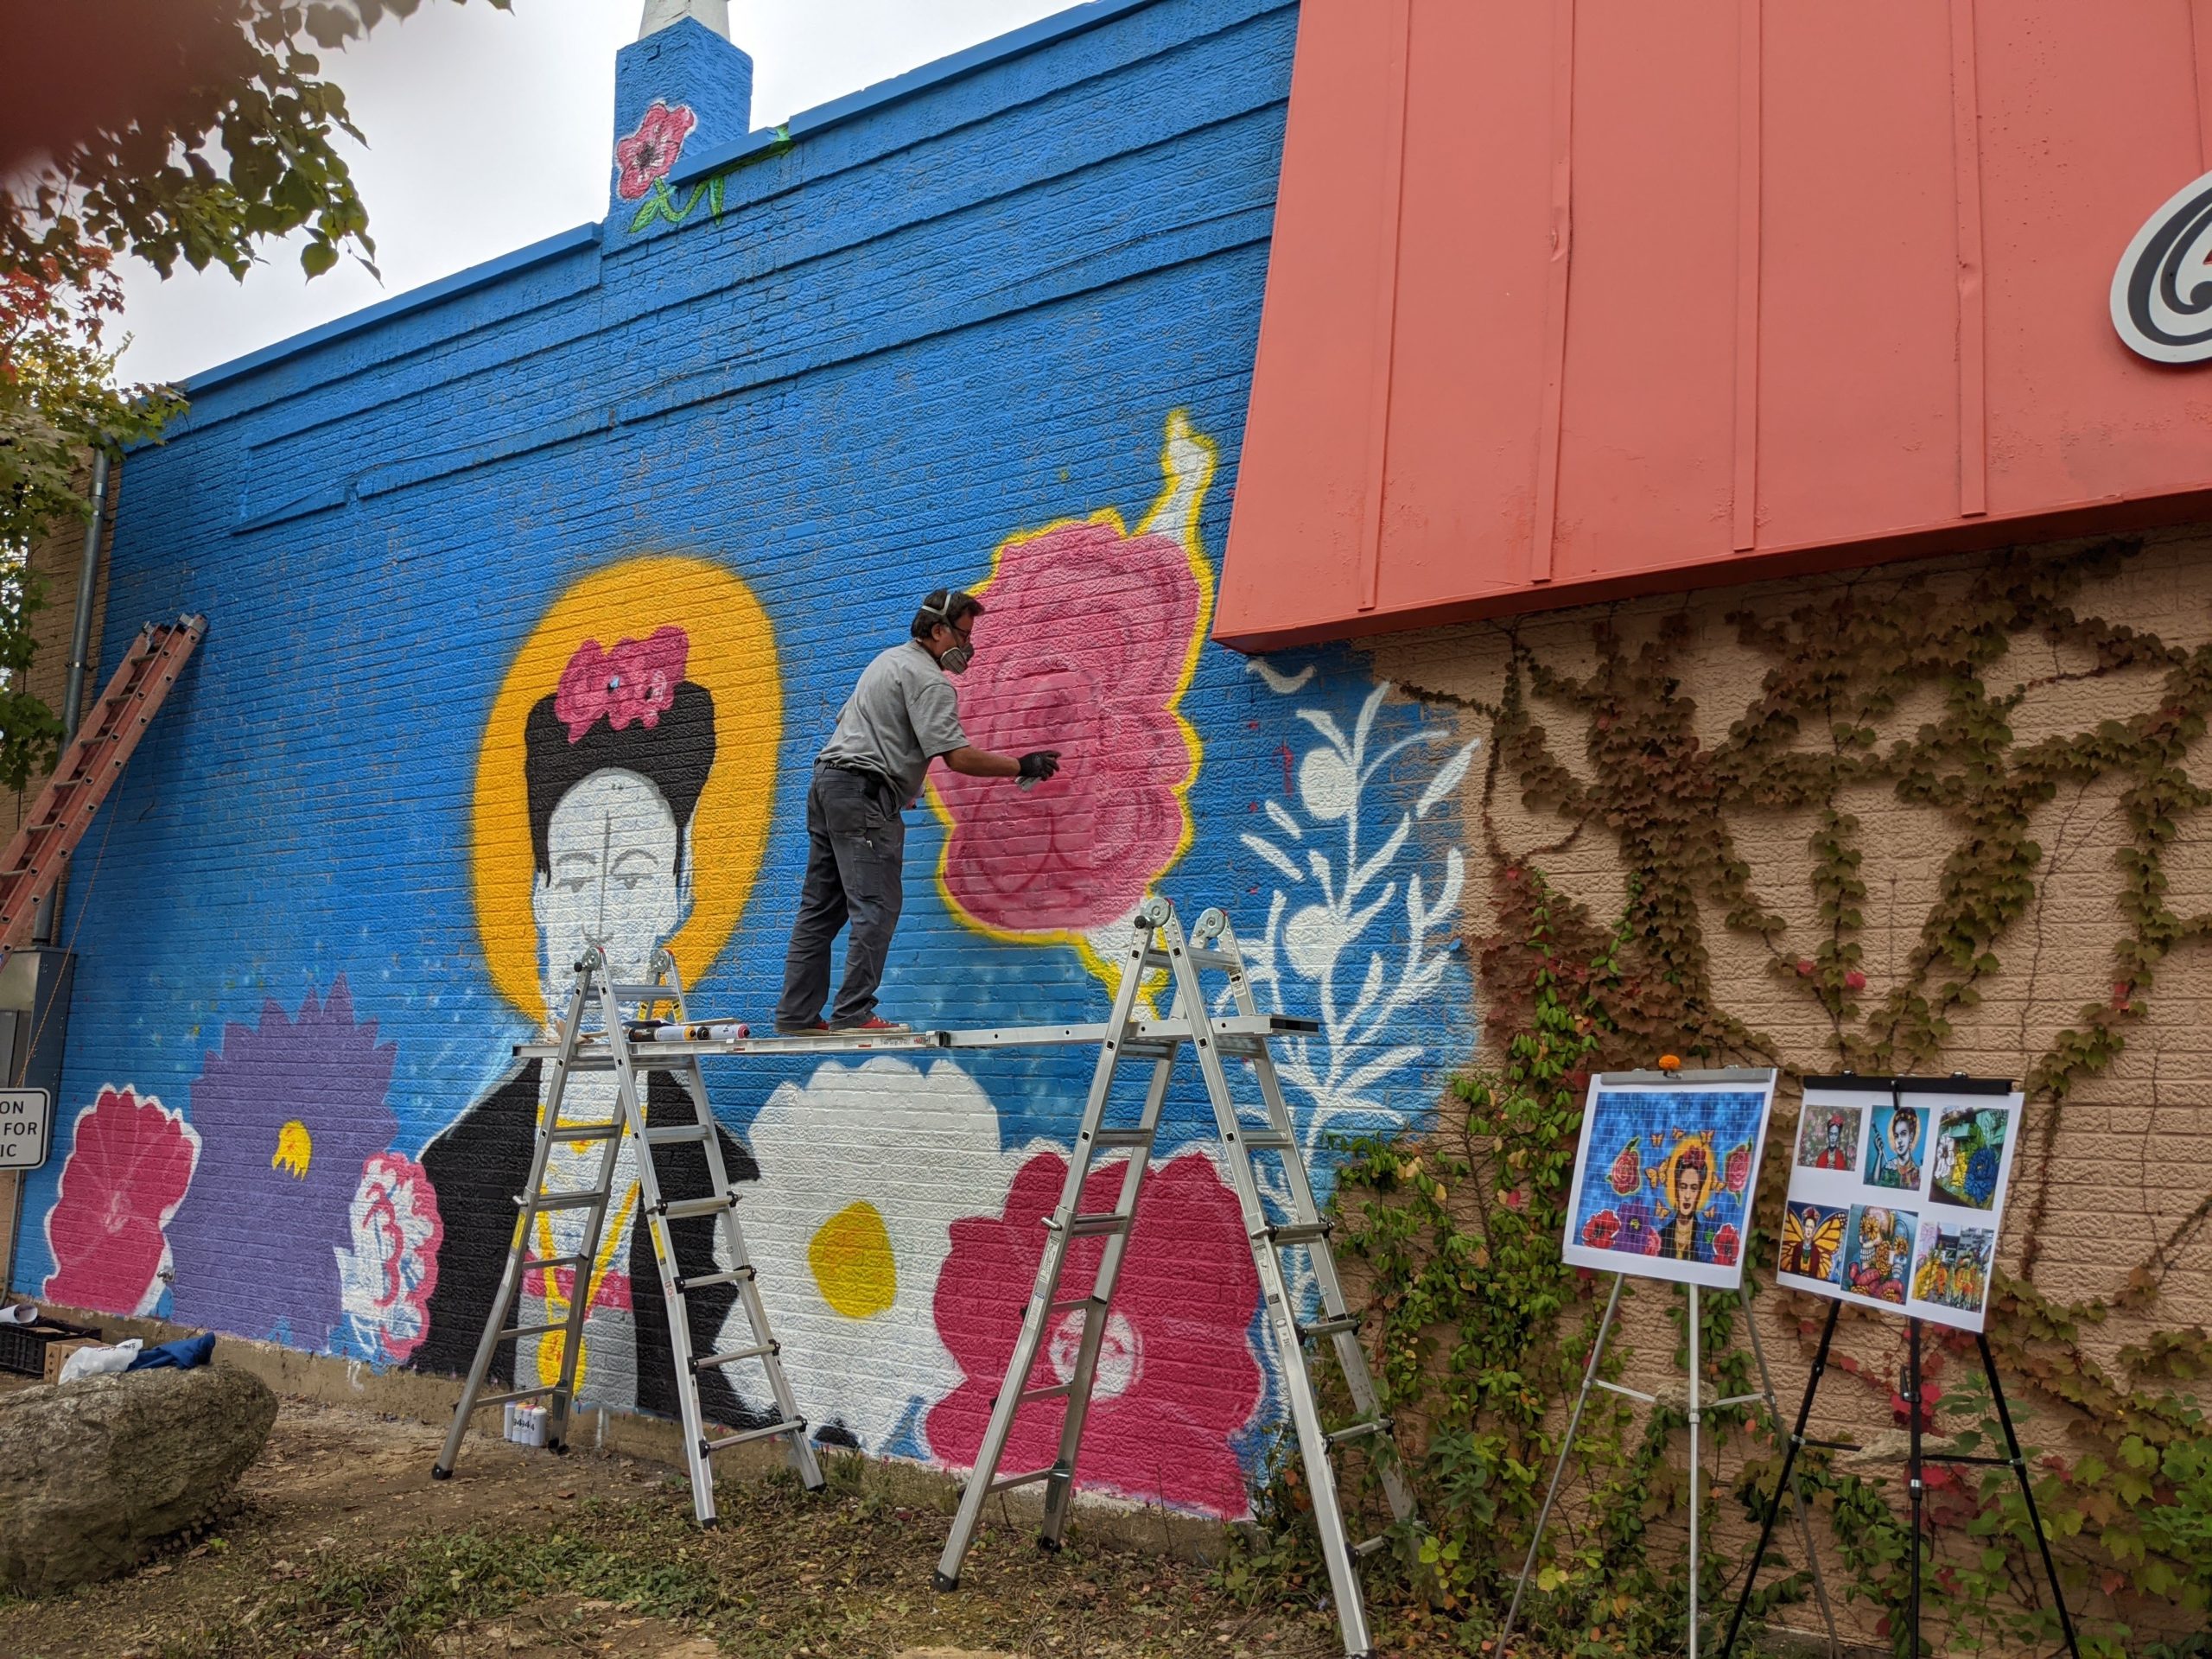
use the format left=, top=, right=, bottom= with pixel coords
left=0, top=1089, right=51, bottom=1172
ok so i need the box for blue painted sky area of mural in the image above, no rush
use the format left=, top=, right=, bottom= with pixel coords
left=11, top=435, right=1474, bottom=1309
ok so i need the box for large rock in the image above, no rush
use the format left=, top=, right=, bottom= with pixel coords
left=0, top=1364, right=276, bottom=1592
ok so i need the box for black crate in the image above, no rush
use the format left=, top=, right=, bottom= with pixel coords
left=0, top=1314, right=102, bottom=1378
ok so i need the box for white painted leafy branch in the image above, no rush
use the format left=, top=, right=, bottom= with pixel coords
left=1233, top=668, right=1476, bottom=1162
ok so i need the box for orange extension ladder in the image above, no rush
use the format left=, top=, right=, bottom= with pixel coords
left=0, top=615, right=205, bottom=951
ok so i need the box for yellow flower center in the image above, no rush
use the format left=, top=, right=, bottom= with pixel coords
left=807, top=1200, right=897, bottom=1320
left=272, top=1119, right=313, bottom=1179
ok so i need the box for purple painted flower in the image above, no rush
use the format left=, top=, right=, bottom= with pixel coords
left=1613, top=1196, right=1662, bottom=1257
left=168, top=979, right=397, bottom=1347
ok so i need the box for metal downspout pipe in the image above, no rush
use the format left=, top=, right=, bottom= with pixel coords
left=62, top=449, right=110, bottom=751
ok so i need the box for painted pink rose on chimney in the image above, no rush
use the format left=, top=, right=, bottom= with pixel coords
left=615, top=100, right=698, bottom=201
left=932, top=416, right=1214, bottom=941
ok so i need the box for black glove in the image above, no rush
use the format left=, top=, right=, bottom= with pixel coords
left=1017, top=749, right=1062, bottom=783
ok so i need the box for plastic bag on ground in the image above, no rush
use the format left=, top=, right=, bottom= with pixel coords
left=58, top=1338, right=143, bottom=1384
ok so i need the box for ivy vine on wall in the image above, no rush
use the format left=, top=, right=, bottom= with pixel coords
left=1223, top=538, right=2212, bottom=1656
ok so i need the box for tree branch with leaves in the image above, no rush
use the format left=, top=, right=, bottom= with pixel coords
left=0, top=0, right=506, bottom=787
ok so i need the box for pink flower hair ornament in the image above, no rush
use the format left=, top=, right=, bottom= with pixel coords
left=552, top=626, right=690, bottom=744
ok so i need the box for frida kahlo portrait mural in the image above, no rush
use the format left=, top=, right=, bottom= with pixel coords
left=414, top=559, right=782, bottom=1421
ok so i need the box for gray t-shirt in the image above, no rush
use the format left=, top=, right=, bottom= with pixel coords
left=817, top=641, right=969, bottom=803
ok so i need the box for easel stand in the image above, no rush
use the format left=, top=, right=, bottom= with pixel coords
left=1500, top=1274, right=1840, bottom=1659
left=1720, top=1304, right=2083, bottom=1659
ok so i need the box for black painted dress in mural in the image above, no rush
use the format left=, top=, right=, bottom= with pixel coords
left=412, top=1060, right=771, bottom=1430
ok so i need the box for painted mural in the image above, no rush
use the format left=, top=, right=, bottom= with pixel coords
left=16, top=415, right=1474, bottom=1520
left=41, top=1086, right=199, bottom=1318
left=420, top=556, right=783, bottom=1421
left=166, top=981, right=399, bottom=1349
left=929, top=412, right=1214, bottom=987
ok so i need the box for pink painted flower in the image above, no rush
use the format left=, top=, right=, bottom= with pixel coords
left=335, top=1154, right=444, bottom=1364
left=553, top=626, right=689, bottom=743
left=1607, top=1140, right=1642, bottom=1197
left=42, top=1086, right=201, bottom=1316
left=522, top=1264, right=632, bottom=1313
left=1723, top=1141, right=1751, bottom=1195
left=934, top=518, right=1205, bottom=935
left=927, top=1150, right=1262, bottom=1517
left=614, top=100, right=697, bottom=200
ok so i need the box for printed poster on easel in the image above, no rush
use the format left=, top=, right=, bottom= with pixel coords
left=1775, top=1076, right=2024, bottom=1332
left=1560, top=1068, right=1780, bottom=1289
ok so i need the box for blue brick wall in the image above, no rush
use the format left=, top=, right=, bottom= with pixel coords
left=14, top=0, right=1474, bottom=1517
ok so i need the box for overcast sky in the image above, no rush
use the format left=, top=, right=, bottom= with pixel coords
left=113, top=0, right=1074, bottom=385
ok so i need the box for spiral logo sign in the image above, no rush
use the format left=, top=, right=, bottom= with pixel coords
left=2113, top=168, right=2212, bottom=363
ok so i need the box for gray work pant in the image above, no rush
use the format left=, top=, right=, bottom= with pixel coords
left=776, top=763, right=906, bottom=1028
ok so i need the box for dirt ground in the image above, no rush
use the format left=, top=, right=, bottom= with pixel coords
left=3, top=1396, right=1386, bottom=1659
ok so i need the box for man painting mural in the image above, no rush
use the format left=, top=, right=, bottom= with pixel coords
left=775, top=588, right=1061, bottom=1033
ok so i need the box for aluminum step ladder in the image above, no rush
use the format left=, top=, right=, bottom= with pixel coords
left=932, top=898, right=1419, bottom=1659
left=0, top=615, right=204, bottom=951
left=431, top=944, right=823, bottom=1522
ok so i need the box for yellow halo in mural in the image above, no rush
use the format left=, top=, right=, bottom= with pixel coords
left=472, top=556, right=781, bottom=1016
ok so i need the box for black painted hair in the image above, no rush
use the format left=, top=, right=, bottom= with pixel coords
left=911, top=588, right=984, bottom=640
left=523, top=682, right=715, bottom=882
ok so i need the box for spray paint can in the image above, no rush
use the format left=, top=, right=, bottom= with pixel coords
left=626, top=1020, right=752, bottom=1042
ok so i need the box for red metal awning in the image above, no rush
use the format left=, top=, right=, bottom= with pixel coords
left=1217, top=0, right=2212, bottom=651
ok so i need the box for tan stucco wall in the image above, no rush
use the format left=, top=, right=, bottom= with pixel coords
left=3, top=457, right=115, bottom=840
left=1362, top=525, right=2212, bottom=1647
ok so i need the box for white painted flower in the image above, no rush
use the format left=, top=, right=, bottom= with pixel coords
left=1235, top=672, right=1479, bottom=1153
left=1298, top=746, right=1357, bottom=821
left=334, top=1153, right=443, bottom=1366
left=720, top=1057, right=1014, bottom=1454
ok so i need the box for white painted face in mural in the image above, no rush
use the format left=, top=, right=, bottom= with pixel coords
left=532, top=767, right=691, bottom=1012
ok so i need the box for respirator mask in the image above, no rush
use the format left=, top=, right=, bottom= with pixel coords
left=918, top=592, right=976, bottom=675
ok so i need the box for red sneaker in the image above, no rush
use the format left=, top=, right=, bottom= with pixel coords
left=772, top=1019, right=830, bottom=1035
left=830, top=1015, right=911, bottom=1034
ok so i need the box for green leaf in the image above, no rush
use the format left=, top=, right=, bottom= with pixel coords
left=301, top=238, right=340, bottom=277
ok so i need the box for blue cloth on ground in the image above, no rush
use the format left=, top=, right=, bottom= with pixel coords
left=126, top=1333, right=217, bottom=1371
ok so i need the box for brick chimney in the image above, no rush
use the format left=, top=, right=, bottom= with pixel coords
left=611, top=0, right=753, bottom=213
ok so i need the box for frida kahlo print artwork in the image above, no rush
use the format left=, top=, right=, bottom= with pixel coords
left=1560, top=1071, right=1778, bottom=1290
left=1777, top=1081, right=2023, bottom=1332
left=1795, top=1105, right=1859, bottom=1172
